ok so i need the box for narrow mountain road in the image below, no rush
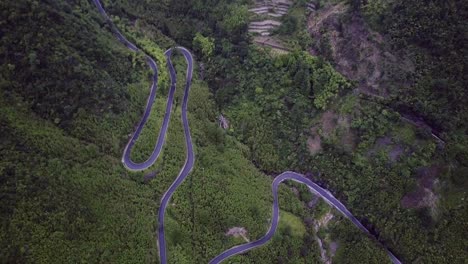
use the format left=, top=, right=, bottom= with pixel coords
left=93, top=1, right=402, bottom=264
left=210, top=171, right=401, bottom=264
left=93, top=1, right=194, bottom=263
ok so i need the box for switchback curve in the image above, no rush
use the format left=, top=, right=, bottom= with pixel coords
left=93, top=1, right=195, bottom=264
left=209, top=172, right=402, bottom=264
left=93, top=1, right=402, bottom=264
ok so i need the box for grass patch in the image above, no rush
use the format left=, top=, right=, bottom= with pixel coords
left=279, top=210, right=306, bottom=237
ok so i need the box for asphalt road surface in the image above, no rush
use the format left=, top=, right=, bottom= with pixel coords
left=93, top=1, right=402, bottom=263
left=210, top=171, right=402, bottom=264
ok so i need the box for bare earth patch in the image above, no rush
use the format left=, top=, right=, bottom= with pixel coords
left=307, top=127, right=322, bottom=155
left=401, top=166, right=440, bottom=216
left=253, top=36, right=289, bottom=52
left=321, top=110, right=338, bottom=138
left=307, top=3, right=413, bottom=97
left=314, top=211, right=335, bottom=264
left=337, top=115, right=357, bottom=152
left=368, top=136, right=406, bottom=163
left=307, top=111, right=356, bottom=156
left=226, top=227, right=250, bottom=242
left=329, top=241, right=339, bottom=259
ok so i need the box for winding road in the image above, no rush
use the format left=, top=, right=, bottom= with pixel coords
left=93, top=1, right=402, bottom=264
left=210, top=172, right=401, bottom=264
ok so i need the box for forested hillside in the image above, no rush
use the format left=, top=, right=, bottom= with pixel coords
left=0, top=0, right=329, bottom=262
left=1, top=0, right=466, bottom=263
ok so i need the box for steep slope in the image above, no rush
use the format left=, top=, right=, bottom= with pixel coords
left=0, top=1, right=322, bottom=263
left=2, top=0, right=466, bottom=263
left=0, top=0, right=159, bottom=262
left=307, top=2, right=413, bottom=97
left=302, top=1, right=467, bottom=263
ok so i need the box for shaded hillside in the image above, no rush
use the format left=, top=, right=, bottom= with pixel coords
left=301, top=1, right=467, bottom=263
left=307, top=2, right=413, bottom=97
left=1, top=0, right=466, bottom=263
left=0, top=0, right=323, bottom=263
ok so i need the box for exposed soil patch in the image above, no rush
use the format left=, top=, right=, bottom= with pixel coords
left=317, top=211, right=334, bottom=228
left=307, top=195, right=320, bottom=208
left=336, top=115, right=356, bottom=152
left=321, top=110, right=338, bottom=137
left=226, top=227, right=250, bottom=242
left=253, top=36, right=289, bottom=52
left=417, top=166, right=439, bottom=189
left=329, top=241, right=339, bottom=258
left=401, top=166, right=440, bottom=212
left=143, top=169, right=160, bottom=183
left=389, top=145, right=404, bottom=163
left=368, top=136, right=407, bottom=163
left=307, top=127, right=322, bottom=155
left=307, top=3, right=413, bottom=97
left=307, top=111, right=356, bottom=156
left=308, top=3, right=347, bottom=31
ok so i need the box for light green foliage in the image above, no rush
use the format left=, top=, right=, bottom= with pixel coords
left=193, top=32, right=215, bottom=58
left=220, top=50, right=351, bottom=172
left=112, top=18, right=170, bottom=87
left=0, top=91, right=158, bottom=263
left=394, top=124, right=416, bottom=145
left=0, top=1, right=282, bottom=262
left=314, top=200, right=331, bottom=219
left=2, top=0, right=466, bottom=263
left=221, top=4, right=249, bottom=33
left=279, top=210, right=307, bottom=237
left=312, top=65, right=351, bottom=109
left=339, top=94, right=358, bottom=114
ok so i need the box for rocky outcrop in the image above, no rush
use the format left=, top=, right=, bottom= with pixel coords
left=218, top=115, right=229, bottom=130
left=226, top=227, right=250, bottom=242
left=307, top=3, right=414, bottom=97
left=314, top=212, right=336, bottom=264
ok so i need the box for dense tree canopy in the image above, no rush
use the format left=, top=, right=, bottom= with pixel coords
left=1, top=0, right=466, bottom=263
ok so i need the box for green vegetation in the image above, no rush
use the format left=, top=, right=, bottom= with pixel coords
left=279, top=210, right=307, bottom=237
left=1, top=0, right=466, bottom=263
left=223, top=51, right=351, bottom=172
left=274, top=1, right=313, bottom=50
left=193, top=33, right=215, bottom=58
left=330, top=217, right=392, bottom=264
left=0, top=0, right=326, bottom=263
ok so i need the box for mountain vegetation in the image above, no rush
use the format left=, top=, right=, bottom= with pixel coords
left=1, top=0, right=466, bottom=263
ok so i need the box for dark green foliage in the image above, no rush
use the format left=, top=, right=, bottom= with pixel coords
left=2, top=0, right=467, bottom=263
left=330, top=217, right=391, bottom=264
left=217, top=50, right=350, bottom=172
left=369, top=0, right=468, bottom=134
left=0, top=0, right=323, bottom=262
left=0, top=92, right=158, bottom=263
left=0, top=0, right=147, bottom=130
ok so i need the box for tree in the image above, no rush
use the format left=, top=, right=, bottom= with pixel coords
left=193, top=32, right=214, bottom=58
left=349, top=0, right=363, bottom=12
left=221, top=4, right=249, bottom=36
